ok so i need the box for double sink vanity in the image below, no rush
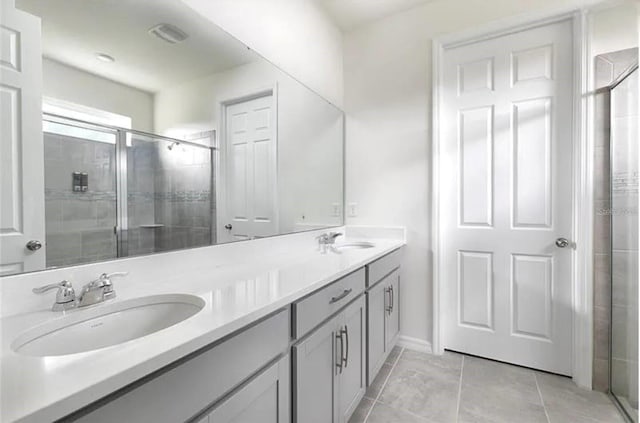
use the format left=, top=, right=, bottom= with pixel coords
left=1, top=227, right=404, bottom=423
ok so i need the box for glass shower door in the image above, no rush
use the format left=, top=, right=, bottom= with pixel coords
left=42, top=116, right=118, bottom=267
left=610, top=67, right=639, bottom=422
left=125, top=132, right=214, bottom=257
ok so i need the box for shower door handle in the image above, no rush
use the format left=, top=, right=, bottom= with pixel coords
left=224, top=224, right=232, bottom=230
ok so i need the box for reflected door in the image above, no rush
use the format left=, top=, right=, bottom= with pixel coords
left=0, top=1, right=45, bottom=275
left=221, top=93, right=277, bottom=242
left=441, top=20, right=574, bottom=374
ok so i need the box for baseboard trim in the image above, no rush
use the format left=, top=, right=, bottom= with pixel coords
left=397, top=336, right=433, bottom=354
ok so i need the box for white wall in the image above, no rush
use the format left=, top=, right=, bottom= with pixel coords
left=343, top=0, right=612, bottom=348
left=181, top=0, right=344, bottom=109
left=154, top=60, right=343, bottom=233
left=591, top=2, right=639, bottom=56
left=42, top=58, right=154, bottom=131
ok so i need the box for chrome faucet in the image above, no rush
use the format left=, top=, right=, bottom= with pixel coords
left=33, top=272, right=128, bottom=311
left=77, top=272, right=128, bottom=307
left=317, top=231, right=343, bottom=253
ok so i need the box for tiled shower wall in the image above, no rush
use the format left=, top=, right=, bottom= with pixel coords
left=128, top=139, right=214, bottom=255
left=592, top=48, right=638, bottom=394
left=44, top=134, right=214, bottom=267
left=127, top=141, right=158, bottom=256
left=44, top=133, right=118, bottom=267
left=153, top=144, right=214, bottom=252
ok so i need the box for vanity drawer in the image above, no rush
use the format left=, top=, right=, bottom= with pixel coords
left=292, top=268, right=365, bottom=339
left=71, top=309, right=289, bottom=423
left=366, top=248, right=401, bottom=287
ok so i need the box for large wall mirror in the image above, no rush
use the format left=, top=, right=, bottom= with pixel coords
left=0, top=0, right=344, bottom=276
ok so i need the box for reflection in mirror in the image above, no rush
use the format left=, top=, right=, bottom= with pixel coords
left=0, top=0, right=344, bottom=276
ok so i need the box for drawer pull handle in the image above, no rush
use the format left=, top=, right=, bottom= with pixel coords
left=386, top=286, right=393, bottom=315
left=330, top=288, right=353, bottom=304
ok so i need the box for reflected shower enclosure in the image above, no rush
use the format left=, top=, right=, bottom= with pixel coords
left=610, top=64, right=639, bottom=422
left=594, top=47, right=639, bottom=422
left=43, top=115, right=214, bottom=267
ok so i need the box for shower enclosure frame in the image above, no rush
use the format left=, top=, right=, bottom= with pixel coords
left=608, top=63, right=639, bottom=423
left=42, top=112, right=216, bottom=260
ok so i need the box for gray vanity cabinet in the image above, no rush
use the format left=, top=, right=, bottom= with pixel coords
left=197, top=355, right=289, bottom=423
left=338, top=295, right=367, bottom=422
left=366, top=277, right=388, bottom=380
left=69, top=309, right=289, bottom=423
left=366, top=250, right=401, bottom=385
left=293, top=295, right=366, bottom=423
left=385, top=270, right=400, bottom=351
left=293, top=312, right=341, bottom=423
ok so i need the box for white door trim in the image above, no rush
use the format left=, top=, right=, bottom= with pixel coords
left=217, top=85, right=279, bottom=242
left=431, top=10, right=594, bottom=388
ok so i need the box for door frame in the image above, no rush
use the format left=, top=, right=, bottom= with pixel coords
left=217, top=85, right=279, bottom=242
left=431, top=10, right=594, bottom=388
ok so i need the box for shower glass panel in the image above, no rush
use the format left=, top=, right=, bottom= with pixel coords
left=126, top=133, right=214, bottom=257
left=610, top=67, right=639, bottom=422
left=42, top=114, right=214, bottom=266
left=42, top=117, right=118, bottom=267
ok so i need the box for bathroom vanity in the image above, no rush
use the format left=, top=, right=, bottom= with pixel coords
left=0, top=228, right=404, bottom=423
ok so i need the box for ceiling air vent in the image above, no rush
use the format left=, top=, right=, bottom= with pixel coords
left=148, top=23, right=189, bottom=44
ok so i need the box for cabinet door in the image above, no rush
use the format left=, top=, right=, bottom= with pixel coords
left=206, top=355, right=289, bottom=423
left=338, top=296, right=366, bottom=423
left=293, top=314, right=340, bottom=423
left=385, top=271, right=400, bottom=352
left=366, top=281, right=387, bottom=386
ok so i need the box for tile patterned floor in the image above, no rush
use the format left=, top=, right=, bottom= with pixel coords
left=349, top=347, right=627, bottom=423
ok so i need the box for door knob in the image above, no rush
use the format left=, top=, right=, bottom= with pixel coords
left=224, top=224, right=232, bottom=230
left=26, top=240, right=42, bottom=251
left=555, top=238, right=570, bottom=248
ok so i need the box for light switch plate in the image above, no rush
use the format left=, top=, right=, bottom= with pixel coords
left=331, top=203, right=341, bottom=217
left=348, top=203, right=358, bottom=217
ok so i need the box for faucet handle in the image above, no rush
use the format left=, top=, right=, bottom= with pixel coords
left=33, top=280, right=76, bottom=311
left=32, top=280, right=70, bottom=294
left=95, top=272, right=128, bottom=298
left=97, top=271, right=128, bottom=282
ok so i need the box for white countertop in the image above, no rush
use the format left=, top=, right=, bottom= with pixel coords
left=1, top=234, right=404, bottom=423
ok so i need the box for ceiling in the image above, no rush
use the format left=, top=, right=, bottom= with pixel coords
left=17, top=0, right=258, bottom=93
left=315, top=0, right=436, bottom=31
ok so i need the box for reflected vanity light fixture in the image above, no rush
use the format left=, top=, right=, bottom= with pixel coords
left=96, top=53, right=115, bottom=63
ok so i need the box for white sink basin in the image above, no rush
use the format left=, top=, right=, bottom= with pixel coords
left=333, top=241, right=376, bottom=250
left=12, top=294, right=205, bottom=357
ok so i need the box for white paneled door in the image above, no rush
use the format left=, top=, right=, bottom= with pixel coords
left=441, top=20, right=574, bottom=375
left=0, top=1, right=45, bottom=275
left=221, top=93, right=277, bottom=242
